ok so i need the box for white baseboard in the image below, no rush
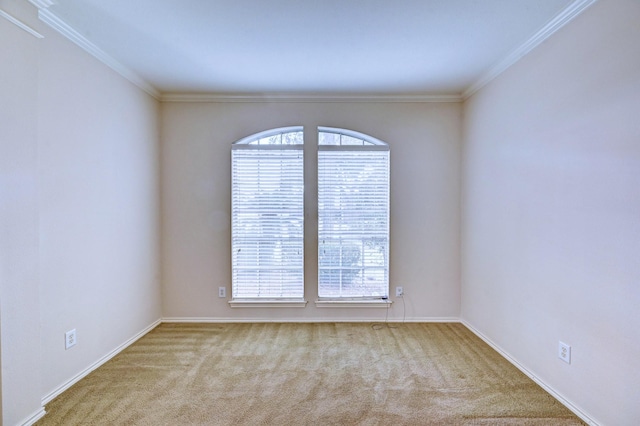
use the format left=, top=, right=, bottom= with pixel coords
left=19, top=407, right=46, bottom=426
left=161, top=317, right=460, bottom=323
left=41, top=319, right=162, bottom=406
left=460, top=319, right=599, bottom=426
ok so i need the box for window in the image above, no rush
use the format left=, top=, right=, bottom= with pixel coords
left=231, top=127, right=304, bottom=300
left=317, top=127, right=390, bottom=299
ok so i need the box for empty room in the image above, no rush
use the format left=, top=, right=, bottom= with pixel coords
left=1, top=0, right=638, bottom=425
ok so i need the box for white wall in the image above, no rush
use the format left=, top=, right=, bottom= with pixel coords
left=0, top=2, right=42, bottom=424
left=7, top=0, right=638, bottom=423
left=461, top=0, right=640, bottom=424
left=161, top=101, right=462, bottom=321
left=1, top=1, right=162, bottom=423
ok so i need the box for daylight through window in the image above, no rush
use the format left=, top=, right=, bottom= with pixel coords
left=317, top=127, right=390, bottom=299
left=231, top=127, right=304, bottom=299
left=231, top=126, right=390, bottom=302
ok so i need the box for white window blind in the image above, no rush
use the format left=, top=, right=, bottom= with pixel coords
left=231, top=128, right=304, bottom=299
left=318, top=128, right=390, bottom=299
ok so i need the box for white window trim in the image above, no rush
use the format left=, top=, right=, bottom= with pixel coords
left=234, top=126, right=304, bottom=145
left=318, top=126, right=388, bottom=146
left=231, top=126, right=305, bottom=302
left=229, top=299, right=308, bottom=308
left=317, top=127, right=390, bottom=301
left=318, top=145, right=388, bottom=152
left=314, top=299, right=392, bottom=308
left=229, top=125, right=391, bottom=308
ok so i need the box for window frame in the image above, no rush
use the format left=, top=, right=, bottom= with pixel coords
left=229, top=126, right=307, bottom=307
left=316, top=127, right=391, bottom=303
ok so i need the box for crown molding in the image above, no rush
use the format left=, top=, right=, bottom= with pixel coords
left=24, top=0, right=596, bottom=103
left=29, top=0, right=56, bottom=9
left=463, top=0, right=598, bottom=99
left=0, top=8, right=43, bottom=38
left=29, top=4, right=160, bottom=99
left=160, top=92, right=463, bottom=103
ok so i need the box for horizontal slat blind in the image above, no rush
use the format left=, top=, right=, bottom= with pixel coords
left=318, top=149, right=389, bottom=298
left=232, top=147, right=304, bottom=299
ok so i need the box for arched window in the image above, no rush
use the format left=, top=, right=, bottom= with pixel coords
left=231, top=127, right=304, bottom=300
left=317, top=127, right=390, bottom=299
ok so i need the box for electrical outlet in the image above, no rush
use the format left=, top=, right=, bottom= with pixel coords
left=395, top=286, right=404, bottom=297
left=218, top=287, right=226, bottom=298
left=558, top=341, right=571, bottom=364
left=65, top=329, right=77, bottom=350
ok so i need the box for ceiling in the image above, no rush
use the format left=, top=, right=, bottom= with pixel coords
left=41, top=0, right=579, bottom=97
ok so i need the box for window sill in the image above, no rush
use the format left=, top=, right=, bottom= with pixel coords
left=228, top=299, right=308, bottom=308
left=315, top=299, right=392, bottom=308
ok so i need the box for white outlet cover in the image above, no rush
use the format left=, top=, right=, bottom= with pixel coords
left=65, top=329, right=77, bottom=350
left=395, top=286, right=403, bottom=297
left=558, top=341, right=571, bottom=364
left=218, top=287, right=226, bottom=298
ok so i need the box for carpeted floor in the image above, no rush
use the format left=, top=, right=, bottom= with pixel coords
left=37, top=322, right=584, bottom=425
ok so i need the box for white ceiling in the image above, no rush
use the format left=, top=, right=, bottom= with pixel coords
left=43, top=0, right=579, bottom=96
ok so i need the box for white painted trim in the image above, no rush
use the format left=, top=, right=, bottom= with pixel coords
left=41, top=319, right=161, bottom=406
left=318, top=126, right=388, bottom=147
left=162, top=317, right=458, bottom=323
left=228, top=299, right=308, bottom=308
left=460, top=320, right=600, bottom=426
left=314, top=299, right=392, bottom=308
left=233, top=126, right=304, bottom=145
left=19, top=0, right=597, bottom=103
left=29, top=0, right=56, bottom=9
left=160, top=93, right=463, bottom=103
left=462, top=0, right=598, bottom=99
left=0, top=8, right=44, bottom=38
left=19, top=407, right=46, bottom=426
left=32, top=8, right=160, bottom=99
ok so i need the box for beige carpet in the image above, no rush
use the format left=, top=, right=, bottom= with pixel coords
left=37, top=323, right=584, bottom=425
